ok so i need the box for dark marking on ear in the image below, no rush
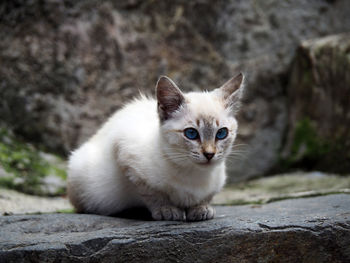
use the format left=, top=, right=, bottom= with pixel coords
left=216, top=73, right=245, bottom=114
left=156, top=76, right=185, bottom=122
left=220, top=73, right=243, bottom=99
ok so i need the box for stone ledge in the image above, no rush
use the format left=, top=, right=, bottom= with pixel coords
left=0, top=194, right=349, bottom=262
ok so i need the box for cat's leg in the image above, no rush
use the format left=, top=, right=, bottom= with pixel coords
left=134, top=179, right=186, bottom=221
left=186, top=205, right=215, bottom=221
left=186, top=195, right=215, bottom=221
left=150, top=204, right=186, bottom=221
left=123, top=168, right=186, bottom=221
left=115, top=144, right=185, bottom=221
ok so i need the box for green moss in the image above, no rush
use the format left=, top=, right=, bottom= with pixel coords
left=279, top=116, right=350, bottom=172
left=28, top=208, right=76, bottom=215
left=0, top=176, right=15, bottom=189
left=56, top=208, right=75, bottom=214
left=219, top=191, right=350, bottom=206
left=0, top=127, right=67, bottom=196
left=279, top=118, right=331, bottom=170
left=301, top=68, right=313, bottom=87
left=291, top=118, right=330, bottom=160
left=53, top=186, right=67, bottom=196
left=225, top=199, right=263, bottom=206
left=265, top=191, right=350, bottom=204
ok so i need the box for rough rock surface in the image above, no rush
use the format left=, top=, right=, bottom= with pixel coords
left=1, top=172, right=349, bottom=215
left=213, top=172, right=350, bottom=205
left=1, top=1, right=350, bottom=181
left=1, top=194, right=350, bottom=262
left=0, top=188, right=72, bottom=216
left=283, top=33, right=350, bottom=172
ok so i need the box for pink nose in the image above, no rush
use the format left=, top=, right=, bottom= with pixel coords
left=203, top=152, right=215, bottom=161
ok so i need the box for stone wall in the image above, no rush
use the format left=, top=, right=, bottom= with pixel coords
left=1, top=0, right=350, bottom=181
left=282, top=33, right=350, bottom=172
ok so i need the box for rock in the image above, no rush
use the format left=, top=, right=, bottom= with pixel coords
left=0, top=166, right=11, bottom=179
left=0, top=0, right=231, bottom=155
left=282, top=33, right=350, bottom=173
left=0, top=194, right=349, bottom=262
left=0, top=188, right=72, bottom=215
left=213, top=172, right=350, bottom=205
left=219, top=0, right=350, bottom=181
left=1, top=1, right=350, bottom=181
left=1, top=172, right=349, bottom=215
left=0, top=127, right=67, bottom=196
left=38, top=152, right=67, bottom=196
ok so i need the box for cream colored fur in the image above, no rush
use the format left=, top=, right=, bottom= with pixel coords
left=67, top=74, right=244, bottom=221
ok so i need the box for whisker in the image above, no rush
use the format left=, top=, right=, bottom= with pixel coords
left=228, top=151, right=247, bottom=156
left=231, top=143, right=248, bottom=148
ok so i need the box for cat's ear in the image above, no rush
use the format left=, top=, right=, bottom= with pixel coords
left=215, top=73, right=244, bottom=113
left=156, top=76, right=185, bottom=122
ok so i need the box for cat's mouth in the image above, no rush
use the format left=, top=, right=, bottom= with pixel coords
left=196, top=159, right=216, bottom=166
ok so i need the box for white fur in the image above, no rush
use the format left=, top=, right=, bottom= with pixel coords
left=68, top=87, right=239, bottom=216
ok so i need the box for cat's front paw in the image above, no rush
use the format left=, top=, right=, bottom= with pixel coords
left=186, top=205, right=215, bottom=221
left=151, top=206, right=186, bottom=221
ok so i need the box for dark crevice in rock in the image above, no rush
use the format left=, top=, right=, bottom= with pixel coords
left=258, top=223, right=322, bottom=232
left=65, top=237, right=114, bottom=257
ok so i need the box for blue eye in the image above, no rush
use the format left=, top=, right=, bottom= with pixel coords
left=184, top=128, right=199, bottom=140
left=216, top=128, right=228, bottom=140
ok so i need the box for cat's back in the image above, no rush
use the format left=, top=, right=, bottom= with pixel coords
left=92, top=95, right=159, bottom=145
left=67, top=97, right=157, bottom=214
left=67, top=96, right=159, bottom=211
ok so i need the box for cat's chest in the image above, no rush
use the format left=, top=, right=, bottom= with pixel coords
left=163, top=174, right=220, bottom=208
left=167, top=185, right=209, bottom=208
left=136, top=158, right=226, bottom=208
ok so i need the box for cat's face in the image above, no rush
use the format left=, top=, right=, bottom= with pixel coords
left=156, top=74, right=244, bottom=167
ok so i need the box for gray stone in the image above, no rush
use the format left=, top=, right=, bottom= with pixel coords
left=281, top=33, right=350, bottom=173
left=0, top=188, right=72, bottom=216
left=213, top=172, right=350, bottom=205
left=1, top=194, right=350, bottom=262
left=0, top=127, right=67, bottom=196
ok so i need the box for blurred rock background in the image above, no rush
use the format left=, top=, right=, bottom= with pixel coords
left=0, top=0, right=349, bottom=204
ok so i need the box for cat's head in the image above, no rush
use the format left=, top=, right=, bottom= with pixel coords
left=156, top=73, right=244, bottom=168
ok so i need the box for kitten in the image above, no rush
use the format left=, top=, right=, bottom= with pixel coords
left=67, top=73, right=244, bottom=221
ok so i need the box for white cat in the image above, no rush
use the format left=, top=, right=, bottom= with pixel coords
left=67, top=73, right=244, bottom=221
